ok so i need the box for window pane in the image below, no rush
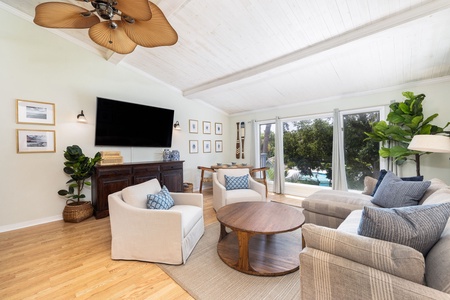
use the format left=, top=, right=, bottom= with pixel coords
left=343, top=111, right=380, bottom=190
left=283, top=118, right=333, bottom=187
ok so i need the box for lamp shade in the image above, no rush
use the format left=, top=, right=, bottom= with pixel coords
left=408, top=135, right=450, bottom=153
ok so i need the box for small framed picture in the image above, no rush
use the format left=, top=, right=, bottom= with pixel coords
left=215, top=122, right=223, bottom=135
left=203, top=140, right=211, bottom=153
left=17, top=129, right=56, bottom=153
left=203, top=121, right=211, bottom=134
left=17, top=99, right=55, bottom=125
left=215, top=140, right=223, bottom=153
left=189, top=119, right=198, bottom=133
left=189, top=140, right=198, bottom=153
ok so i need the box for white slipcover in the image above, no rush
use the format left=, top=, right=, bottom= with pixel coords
left=108, top=179, right=204, bottom=265
left=212, top=168, right=268, bottom=211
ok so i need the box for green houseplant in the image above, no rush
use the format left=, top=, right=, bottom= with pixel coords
left=58, top=145, right=102, bottom=222
left=365, top=91, right=449, bottom=176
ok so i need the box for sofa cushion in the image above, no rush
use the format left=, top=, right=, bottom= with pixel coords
left=226, top=189, right=263, bottom=204
left=337, top=209, right=362, bottom=235
left=371, top=171, right=430, bottom=208
left=358, top=203, right=450, bottom=255
left=362, top=176, right=377, bottom=195
left=303, top=190, right=375, bottom=221
left=421, top=188, right=450, bottom=293
left=420, top=178, right=449, bottom=204
left=122, top=179, right=161, bottom=208
left=302, top=223, right=426, bottom=284
left=147, top=186, right=174, bottom=210
left=224, top=174, right=249, bottom=190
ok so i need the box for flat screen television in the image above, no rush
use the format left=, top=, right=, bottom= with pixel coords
left=95, top=97, right=174, bottom=147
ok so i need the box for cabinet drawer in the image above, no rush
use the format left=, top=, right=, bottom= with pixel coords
left=95, top=166, right=132, bottom=177
left=133, top=165, right=160, bottom=174
left=161, top=163, right=182, bottom=171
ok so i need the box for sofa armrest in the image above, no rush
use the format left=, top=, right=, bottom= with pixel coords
left=170, top=192, right=203, bottom=208
left=300, top=247, right=450, bottom=300
left=302, top=223, right=425, bottom=284
left=212, top=173, right=227, bottom=211
left=249, top=177, right=267, bottom=201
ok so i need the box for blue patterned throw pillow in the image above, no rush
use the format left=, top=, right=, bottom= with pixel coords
left=358, top=203, right=450, bottom=255
left=147, top=185, right=174, bottom=210
left=224, top=174, right=249, bottom=190
left=371, top=171, right=430, bottom=208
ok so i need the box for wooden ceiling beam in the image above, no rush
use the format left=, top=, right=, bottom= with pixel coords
left=183, top=0, right=450, bottom=97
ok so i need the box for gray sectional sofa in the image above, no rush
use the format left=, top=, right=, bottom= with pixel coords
left=300, top=177, right=450, bottom=299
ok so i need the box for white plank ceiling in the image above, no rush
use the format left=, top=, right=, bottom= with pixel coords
left=2, top=0, right=450, bottom=115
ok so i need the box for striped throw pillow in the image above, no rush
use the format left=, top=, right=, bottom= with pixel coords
left=358, top=203, right=450, bottom=255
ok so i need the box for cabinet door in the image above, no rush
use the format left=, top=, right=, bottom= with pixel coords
left=133, top=165, right=160, bottom=184
left=161, top=169, right=183, bottom=192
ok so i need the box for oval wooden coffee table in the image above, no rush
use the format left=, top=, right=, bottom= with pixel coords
left=216, top=202, right=305, bottom=276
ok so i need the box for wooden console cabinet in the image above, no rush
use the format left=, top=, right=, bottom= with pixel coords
left=91, top=161, right=184, bottom=218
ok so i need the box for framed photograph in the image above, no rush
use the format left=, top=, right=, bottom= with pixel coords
left=215, top=140, right=223, bottom=153
left=203, top=121, right=211, bottom=134
left=215, top=122, right=223, bottom=135
left=189, top=140, right=198, bottom=153
left=17, top=129, right=56, bottom=153
left=17, top=100, right=55, bottom=125
left=189, top=119, right=198, bottom=133
left=203, top=140, right=211, bottom=153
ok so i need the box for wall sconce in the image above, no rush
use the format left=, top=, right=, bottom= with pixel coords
left=77, top=110, right=87, bottom=123
left=173, top=121, right=181, bottom=130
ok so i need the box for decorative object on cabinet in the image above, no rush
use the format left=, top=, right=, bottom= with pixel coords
left=215, top=122, right=222, bottom=135
left=163, top=149, right=171, bottom=161
left=170, top=150, right=180, bottom=161
left=16, top=129, right=56, bottom=153
left=189, top=119, right=198, bottom=133
left=189, top=140, right=198, bottom=153
left=203, top=121, right=211, bottom=134
left=57, top=145, right=102, bottom=222
left=92, top=161, right=184, bottom=218
left=16, top=99, right=55, bottom=125
left=77, top=110, right=87, bottom=123
left=99, top=150, right=123, bottom=165
left=203, top=140, right=211, bottom=153
left=215, top=140, right=223, bottom=153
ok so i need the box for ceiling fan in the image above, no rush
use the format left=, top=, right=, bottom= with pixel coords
left=33, top=0, right=178, bottom=54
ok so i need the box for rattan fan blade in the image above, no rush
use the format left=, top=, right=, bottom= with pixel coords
left=34, top=2, right=100, bottom=28
left=116, top=0, right=152, bottom=21
left=89, top=21, right=137, bottom=54
left=121, top=1, right=177, bottom=47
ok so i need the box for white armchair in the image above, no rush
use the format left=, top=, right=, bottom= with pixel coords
left=212, top=168, right=268, bottom=211
left=108, top=179, right=204, bottom=265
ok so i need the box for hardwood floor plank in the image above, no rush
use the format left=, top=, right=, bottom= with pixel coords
left=0, top=189, right=301, bottom=299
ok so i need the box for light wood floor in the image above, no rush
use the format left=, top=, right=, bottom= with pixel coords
left=0, top=189, right=302, bottom=299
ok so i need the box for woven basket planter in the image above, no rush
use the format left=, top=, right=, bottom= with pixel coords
left=63, top=201, right=93, bottom=223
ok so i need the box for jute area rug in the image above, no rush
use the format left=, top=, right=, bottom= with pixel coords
left=158, top=222, right=301, bottom=300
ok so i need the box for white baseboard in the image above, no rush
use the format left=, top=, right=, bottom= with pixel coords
left=0, top=215, right=62, bottom=233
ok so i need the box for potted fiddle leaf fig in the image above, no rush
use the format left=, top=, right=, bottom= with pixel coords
left=58, top=145, right=102, bottom=222
left=365, top=91, right=449, bottom=176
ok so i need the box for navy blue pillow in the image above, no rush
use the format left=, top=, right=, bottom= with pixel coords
left=371, top=169, right=423, bottom=196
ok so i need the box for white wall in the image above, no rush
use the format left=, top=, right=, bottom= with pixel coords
left=0, top=8, right=229, bottom=230
left=230, top=80, right=450, bottom=191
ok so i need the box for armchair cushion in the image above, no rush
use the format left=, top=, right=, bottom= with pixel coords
left=358, top=203, right=450, bottom=255
left=371, top=171, right=430, bottom=208
left=147, top=186, right=174, bottom=210
left=224, top=174, right=249, bottom=190
left=122, top=178, right=161, bottom=209
left=302, top=223, right=426, bottom=284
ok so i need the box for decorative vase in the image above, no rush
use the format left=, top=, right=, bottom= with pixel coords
left=62, top=201, right=93, bottom=223
left=170, top=150, right=180, bottom=161
left=163, top=149, right=171, bottom=161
